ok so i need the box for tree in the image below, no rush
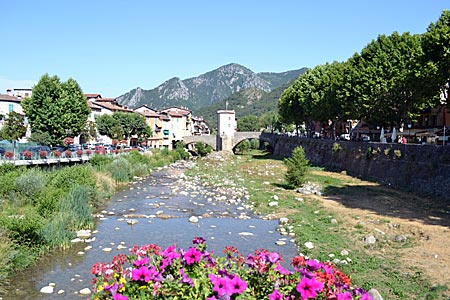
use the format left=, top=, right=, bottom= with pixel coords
left=0, top=111, right=27, bottom=141
left=284, top=146, right=309, bottom=188
left=21, top=74, right=90, bottom=145
left=237, top=115, right=259, bottom=131
left=95, top=112, right=151, bottom=144
left=344, top=32, right=434, bottom=127
left=422, top=9, right=450, bottom=104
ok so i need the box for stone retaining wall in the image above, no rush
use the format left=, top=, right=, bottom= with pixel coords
left=271, top=135, right=450, bottom=201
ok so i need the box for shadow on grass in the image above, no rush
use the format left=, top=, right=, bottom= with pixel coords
left=251, top=152, right=284, bottom=161
left=322, top=184, right=450, bottom=228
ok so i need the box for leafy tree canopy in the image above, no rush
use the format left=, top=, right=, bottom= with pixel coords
left=96, top=112, right=151, bottom=143
left=21, top=74, right=90, bottom=145
left=0, top=111, right=27, bottom=141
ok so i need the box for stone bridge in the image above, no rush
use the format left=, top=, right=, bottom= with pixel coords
left=182, top=132, right=278, bottom=152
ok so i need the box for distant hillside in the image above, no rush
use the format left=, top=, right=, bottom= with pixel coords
left=195, top=80, right=301, bottom=129
left=116, top=63, right=307, bottom=111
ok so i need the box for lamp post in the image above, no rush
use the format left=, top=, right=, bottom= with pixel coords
left=407, top=124, right=412, bottom=140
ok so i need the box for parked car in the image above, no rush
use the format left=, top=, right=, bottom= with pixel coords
left=20, top=145, right=52, bottom=159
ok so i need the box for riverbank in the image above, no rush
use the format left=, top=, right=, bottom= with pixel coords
left=0, top=148, right=189, bottom=297
left=186, top=150, right=449, bottom=299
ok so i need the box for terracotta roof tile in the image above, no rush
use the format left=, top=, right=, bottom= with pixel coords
left=0, top=94, right=21, bottom=102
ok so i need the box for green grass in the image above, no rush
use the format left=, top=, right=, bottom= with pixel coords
left=186, top=150, right=449, bottom=299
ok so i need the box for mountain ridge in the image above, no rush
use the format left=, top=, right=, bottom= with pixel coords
left=116, top=63, right=307, bottom=111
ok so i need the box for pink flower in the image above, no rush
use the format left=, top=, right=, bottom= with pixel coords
left=275, top=263, right=291, bottom=275
left=360, top=293, right=373, bottom=300
left=113, top=294, right=128, bottom=300
left=296, top=277, right=324, bottom=299
left=131, top=266, right=151, bottom=282
left=268, top=252, right=281, bottom=264
left=210, top=275, right=232, bottom=296
left=183, top=247, right=202, bottom=265
left=337, top=291, right=353, bottom=300
left=133, top=257, right=149, bottom=267
left=229, top=275, right=247, bottom=295
left=269, top=289, right=283, bottom=300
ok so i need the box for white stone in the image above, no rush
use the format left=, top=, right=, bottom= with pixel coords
left=268, top=201, right=278, bottom=207
left=238, top=232, right=254, bottom=236
left=272, top=195, right=279, bottom=201
left=102, top=247, right=112, bottom=252
left=189, top=216, right=199, bottom=223
left=40, top=286, right=54, bottom=294
left=340, top=249, right=349, bottom=256
left=304, top=242, right=314, bottom=249
left=275, top=240, right=287, bottom=246
left=76, top=230, right=92, bottom=239
left=57, top=290, right=65, bottom=295
left=79, top=288, right=91, bottom=295
left=279, top=217, right=289, bottom=224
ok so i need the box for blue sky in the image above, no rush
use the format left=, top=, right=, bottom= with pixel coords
left=1, top=1, right=448, bottom=98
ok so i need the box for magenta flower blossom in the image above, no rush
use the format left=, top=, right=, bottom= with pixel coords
left=229, top=275, right=247, bottom=295
left=131, top=266, right=152, bottom=282
left=337, top=291, right=353, bottom=300
left=113, top=294, right=129, bottom=300
left=210, top=275, right=232, bottom=296
left=163, top=245, right=180, bottom=260
left=179, top=268, right=194, bottom=286
left=275, top=263, right=291, bottom=275
left=184, top=247, right=202, bottom=265
left=269, top=288, right=283, bottom=300
left=133, top=257, right=149, bottom=267
left=360, top=293, right=373, bottom=300
left=268, top=252, right=280, bottom=264
left=296, top=277, right=324, bottom=299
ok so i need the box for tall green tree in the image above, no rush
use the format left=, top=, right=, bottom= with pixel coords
left=21, top=74, right=90, bottom=145
left=95, top=112, right=151, bottom=143
left=0, top=111, right=27, bottom=141
left=237, top=115, right=259, bottom=131
left=345, top=32, right=433, bottom=127
left=422, top=9, right=450, bottom=104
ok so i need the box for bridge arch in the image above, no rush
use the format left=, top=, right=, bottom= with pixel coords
left=183, top=135, right=217, bottom=151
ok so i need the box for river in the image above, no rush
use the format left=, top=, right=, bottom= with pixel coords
left=4, top=161, right=299, bottom=299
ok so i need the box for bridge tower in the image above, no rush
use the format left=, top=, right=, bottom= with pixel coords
left=217, top=110, right=236, bottom=151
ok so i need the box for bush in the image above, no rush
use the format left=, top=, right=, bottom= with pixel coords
left=0, top=207, right=45, bottom=246
left=125, top=150, right=151, bottom=165
left=108, top=157, right=133, bottom=182
left=59, top=185, right=94, bottom=229
left=89, top=154, right=113, bottom=168
left=161, top=147, right=170, bottom=156
left=15, top=170, right=46, bottom=198
left=250, top=138, right=260, bottom=150
left=35, top=187, right=65, bottom=219
left=235, top=140, right=251, bottom=154
left=284, top=146, right=309, bottom=187
left=39, top=212, right=73, bottom=248
left=49, top=165, right=96, bottom=192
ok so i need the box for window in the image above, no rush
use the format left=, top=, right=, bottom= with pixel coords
left=8, top=104, right=14, bottom=112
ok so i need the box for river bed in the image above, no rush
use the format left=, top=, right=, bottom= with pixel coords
left=5, top=162, right=299, bottom=299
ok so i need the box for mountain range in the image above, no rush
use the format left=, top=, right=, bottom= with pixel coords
left=116, top=63, right=307, bottom=113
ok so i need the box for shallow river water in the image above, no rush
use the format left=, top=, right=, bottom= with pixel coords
left=5, top=164, right=299, bottom=299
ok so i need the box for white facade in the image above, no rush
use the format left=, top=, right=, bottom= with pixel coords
left=217, top=110, right=236, bottom=137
